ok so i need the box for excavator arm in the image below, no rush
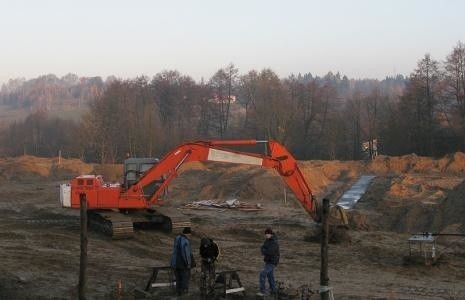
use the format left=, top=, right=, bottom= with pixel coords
left=125, top=139, right=333, bottom=223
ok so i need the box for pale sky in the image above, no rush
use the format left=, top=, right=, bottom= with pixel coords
left=0, top=0, right=464, bottom=84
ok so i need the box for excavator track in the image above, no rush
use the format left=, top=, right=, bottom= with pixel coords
left=164, top=215, right=192, bottom=231
left=154, top=207, right=192, bottom=232
left=130, top=207, right=192, bottom=232
left=88, top=210, right=134, bottom=239
left=87, top=208, right=192, bottom=239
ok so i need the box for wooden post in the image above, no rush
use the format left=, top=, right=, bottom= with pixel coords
left=79, top=193, right=88, bottom=300
left=117, top=279, right=123, bottom=300
left=320, top=198, right=330, bottom=300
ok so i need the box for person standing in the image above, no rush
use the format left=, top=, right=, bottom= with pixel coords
left=257, top=228, right=279, bottom=297
left=199, top=237, right=220, bottom=297
left=170, top=227, right=196, bottom=296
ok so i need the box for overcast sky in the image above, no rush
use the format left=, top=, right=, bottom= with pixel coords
left=0, top=0, right=464, bottom=84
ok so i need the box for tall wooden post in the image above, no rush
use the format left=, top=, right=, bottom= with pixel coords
left=79, top=193, right=88, bottom=300
left=320, top=198, right=330, bottom=300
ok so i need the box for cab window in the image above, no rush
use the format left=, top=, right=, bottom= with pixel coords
left=126, top=163, right=137, bottom=181
left=140, top=163, right=154, bottom=173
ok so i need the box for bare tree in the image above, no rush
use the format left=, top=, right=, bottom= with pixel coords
left=209, top=63, right=238, bottom=137
left=252, top=69, right=289, bottom=142
left=238, top=70, right=259, bottom=131
left=398, top=54, right=442, bottom=155
left=346, top=91, right=363, bottom=160
left=444, top=41, right=465, bottom=147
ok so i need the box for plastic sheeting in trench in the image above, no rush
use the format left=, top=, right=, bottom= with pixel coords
left=337, top=175, right=376, bottom=209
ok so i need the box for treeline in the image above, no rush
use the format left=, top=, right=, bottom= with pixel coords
left=0, top=73, right=109, bottom=110
left=1, top=42, right=464, bottom=162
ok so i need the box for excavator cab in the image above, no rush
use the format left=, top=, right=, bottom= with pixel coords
left=123, top=157, right=160, bottom=189
left=123, top=157, right=169, bottom=202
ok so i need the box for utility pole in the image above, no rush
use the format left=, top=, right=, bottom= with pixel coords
left=320, top=198, right=330, bottom=300
left=79, top=193, right=88, bottom=300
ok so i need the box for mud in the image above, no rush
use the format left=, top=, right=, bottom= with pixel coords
left=0, top=154, right=465, bottom=299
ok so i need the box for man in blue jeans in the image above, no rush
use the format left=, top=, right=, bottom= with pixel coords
left=257, top=228, right=280, bottom=297
left=170, top=227, right=196, bottom=296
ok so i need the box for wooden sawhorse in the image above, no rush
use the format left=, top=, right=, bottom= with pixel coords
left=214, top=270, right=246, bottom=298
left=144, top=266, right=176, bottom=292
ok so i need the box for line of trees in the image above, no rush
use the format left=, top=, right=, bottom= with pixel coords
left=0, top=74, right=108, bottom=110
left=1, top=42, right=464, bottom=162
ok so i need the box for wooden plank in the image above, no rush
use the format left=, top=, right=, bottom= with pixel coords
left=151, top=282, right=176, bottom=288
left=226, top=287, right=245, bottom=294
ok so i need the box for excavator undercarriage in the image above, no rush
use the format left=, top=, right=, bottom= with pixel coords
left=88, top=210, right=134, bottom=239
left=87, top=208, right=192, bottom=239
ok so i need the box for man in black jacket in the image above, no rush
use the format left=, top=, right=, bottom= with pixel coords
left=199, top=237, right=220, bottom=297
left=257, top=228, right=279, bottom=297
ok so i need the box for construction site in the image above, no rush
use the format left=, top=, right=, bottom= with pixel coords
left=1, top=143, right=465, bottom=299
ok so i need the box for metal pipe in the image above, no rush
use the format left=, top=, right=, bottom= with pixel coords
left=414, top=232, right=465, bottom=237
left=175, top=151, right=191, bottom=171
left=208, top=140, right=262, bottom=146
left=432, top=233, right=465, bottom=237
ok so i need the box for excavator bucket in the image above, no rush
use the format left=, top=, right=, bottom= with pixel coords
left=328, top=205, right=349, bottom=228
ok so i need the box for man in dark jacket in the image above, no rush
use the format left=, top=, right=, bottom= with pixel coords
left=257, top=228, right=279, bottom=297
left=170, top=227, right=196, bottom=296
left=199, top=237, right=220, bottom=297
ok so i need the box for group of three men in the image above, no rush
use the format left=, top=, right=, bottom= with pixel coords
left=170, top=227, right=280, bottom=297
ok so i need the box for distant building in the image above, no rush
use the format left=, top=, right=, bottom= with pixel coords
left=208, top=95, right=236, bottom=104
left=362, top=139, right=378, bottom=160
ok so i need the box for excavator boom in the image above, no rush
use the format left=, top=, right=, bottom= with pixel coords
left=125, top=139, right=319, bottom=221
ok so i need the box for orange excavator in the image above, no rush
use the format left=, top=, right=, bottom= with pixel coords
left=60, top=139, right=348, bottom=238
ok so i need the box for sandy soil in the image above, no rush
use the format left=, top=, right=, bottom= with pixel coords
left=0, top=155, right=465, bottom=299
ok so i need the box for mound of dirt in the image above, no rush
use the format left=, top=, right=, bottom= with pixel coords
left=368, top=154, right=430, bottom=174
left=387, top=175, right=424, bottom=198
left=348, top=210, right=372, bottom=231
left=435, top=180, right=465, bottom=232
left=349, top=170, right=465, bottom=233
left=93, top=164, right=123, bottom=182
left=299, top=160, right=362, bottom=194
left=440, top=152, right=465, bottom=172
left=178, top=161, right=209, bottom=173
left=368, top=152, right=465, bottom=174
left=0, top=156, right=94, bottom=181
left=169, top=163, right=288, bottom=205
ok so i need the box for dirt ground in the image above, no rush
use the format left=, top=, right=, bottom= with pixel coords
left=0, top=154, right=465, bottom=299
